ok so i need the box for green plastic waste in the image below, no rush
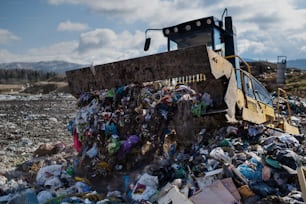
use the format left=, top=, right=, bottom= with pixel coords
left=107, top=89, right=115, bottom=98
left=220, top=139, right=231, bottom=147
left=107, top=138, right=121, bottom=155
left=66, top=166, right=74, bottom=177
left=265, top=157, right=281, bottom=169
left=191, top=102, right=206, bottom=117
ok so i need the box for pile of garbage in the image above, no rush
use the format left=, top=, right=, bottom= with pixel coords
left=1, top=82, right=306, bottom=203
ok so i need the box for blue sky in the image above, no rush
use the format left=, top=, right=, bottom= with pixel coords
left=1, top=0, right=306, bottom=65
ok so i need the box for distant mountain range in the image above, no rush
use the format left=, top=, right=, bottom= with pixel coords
left=0, top=61, right=84, bottom=74
left=0, top=58, right=305, bottom=74
left=287, top=59, right=306, bottom=70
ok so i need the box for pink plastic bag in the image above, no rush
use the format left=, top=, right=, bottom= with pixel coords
left=73, top=129, right=82, bottom=152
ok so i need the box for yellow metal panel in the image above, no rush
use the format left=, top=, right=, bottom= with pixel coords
left=258, top=102, right=275, bottom=122
left=236, top=89, right=245, bottom=110
left=207, top=49, right=233, bottom=79
left=297, top=166, right=306, bottom=202
left=242, top=107, right=266, bottom=124
left=283, top=119, right=300, bottom=135
left=242, top=96, right=266, bottom=124
left=247, top=101, right=257, bottom=112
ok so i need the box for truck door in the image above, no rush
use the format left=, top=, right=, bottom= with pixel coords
left=240, top=71, right=267, bottom=124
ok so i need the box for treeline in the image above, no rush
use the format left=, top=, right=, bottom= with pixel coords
left=0, top=69, right=57, bottom=84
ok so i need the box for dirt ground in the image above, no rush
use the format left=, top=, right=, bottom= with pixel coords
left=0, top=93, right=77, bottom=172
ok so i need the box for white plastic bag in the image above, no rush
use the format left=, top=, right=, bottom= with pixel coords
left=36, top=165, right=62, bottom=185
left=209, top=147, right=231, bottom=163
left=86, top=143, right=98, bottom=158
left=44, top=176, right=63, bottom=189
left=132, top=173, right=158, bottom=201
left=37, top=190, right=53, bottom=204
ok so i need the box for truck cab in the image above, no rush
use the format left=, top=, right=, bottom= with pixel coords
left=145, top=13, right=298, bottom=134
left=145, top=13, right=238, bottom=68
left=158, top=12, right=299, bottom=134
left=144, top=14, right=276, bottom=124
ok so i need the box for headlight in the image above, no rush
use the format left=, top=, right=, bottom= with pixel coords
left=164, top=29, right=170, bottom=35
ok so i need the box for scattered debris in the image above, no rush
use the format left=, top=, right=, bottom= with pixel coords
left=0, top=84, right=305, bottom=203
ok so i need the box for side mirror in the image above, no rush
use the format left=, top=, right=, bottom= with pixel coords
left=144, top=38, right=151, bottom=51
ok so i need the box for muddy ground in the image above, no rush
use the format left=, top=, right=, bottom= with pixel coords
left=0, top=93, right=77, bottom=172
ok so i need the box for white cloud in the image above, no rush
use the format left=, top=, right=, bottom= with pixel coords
left=0, top=41, right=83, bottom=64
left=47, top=0, right=306, bottom=28
left=27, top=41, right=87, bottom=63
left=227, top=1, right=306, bottom=59
left=78, top=29, right=116, bottom=52
left=48, top=0, right=214, bottom=26
left=0, top=29, right=20, bottom=45
left=57, top=20, right=88, bottom=32
left=48, top=0, right=80, bottom=5
left=28, top=41, right=78, bottom=56
left=5, top=0, right=306, bottom=64
left=77, top=28, right=161, bottom=64
left=238, top=39, right=265, bottom=55
left=0, top=27, right=165, bottom=64
left=301, top=46, right=306, bottom=52
left=0, top=49, right=19, bottom=63
left=288, top=32, right=306, bottom=42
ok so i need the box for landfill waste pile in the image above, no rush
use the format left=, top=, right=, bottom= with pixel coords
left=0, top=83, right=306, bottom=204
left=0, top=93, right=77, bottom=171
